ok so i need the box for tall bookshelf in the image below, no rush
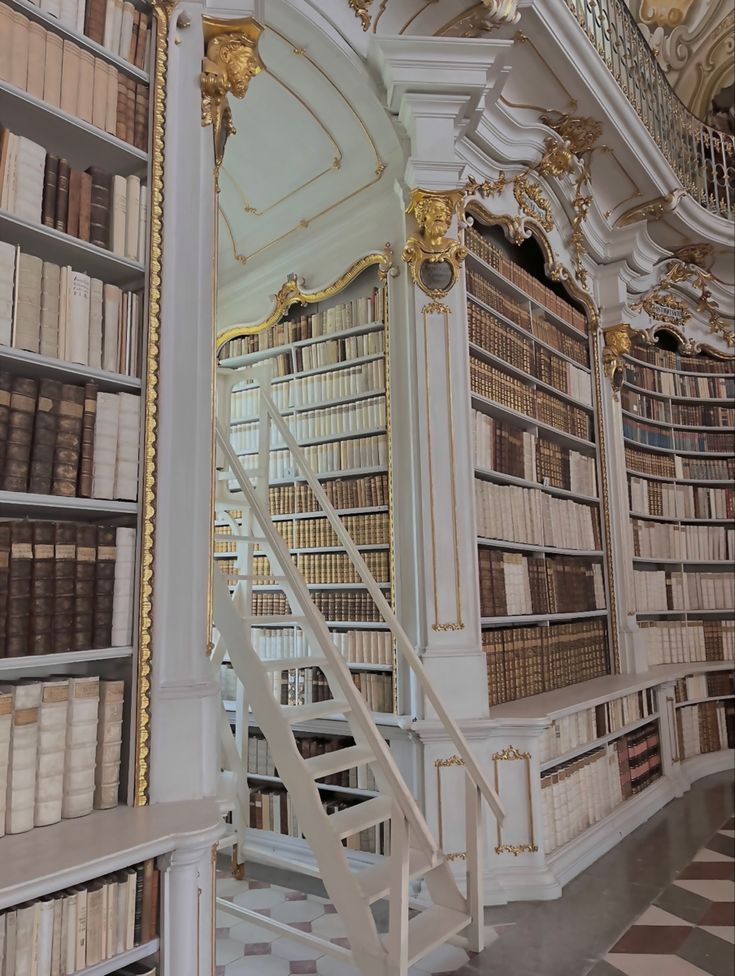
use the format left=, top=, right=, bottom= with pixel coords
left=0, top=1, right=167, bottom=970
left=463, top=222, right=613, bottom=707
left=621, top=332, right=735, bottom=668
left=216, top=267, right=403, bottom=860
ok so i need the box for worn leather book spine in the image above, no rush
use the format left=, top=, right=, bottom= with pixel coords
left=39, top=261, right=61, bottom=360
left=0, top=524, right=9, bottom=659
left=0, top=368, right=12, bottom=484
left=78, top=170, right=93, bottom=243
left=78, top=382, right=98, bottom=498
left=94, top=678, right=123, bottom=809
left=2, top=682, right=41, bottom=834
left=42, top=155, right=59, bottom=228
left=29, top=378, right=62, bottom=496
left=86, top=167, right=111, bottom=249
left=93, top=525, right=116, bottom=648
left=52, top=383, right=84, bottom=496
left=2, top=376, right=37, bottom=492
left=54, top=158, right=71, bottom=234
left=66, top=167, right=82, bottom=240
left=34, top=678, right=69, bottom=825
left=85, top=0, right=107, bottom=45
left=72, top=523, right=97, bottom=650
left=133, top=83, right=148, bottom=151
left=30, top=520, right=55, bottom=656
left=62, top=675, right=100, bottom=818
left=53, top=521, right=76, bottom=652
left=7, top=520, right=33, bottom=656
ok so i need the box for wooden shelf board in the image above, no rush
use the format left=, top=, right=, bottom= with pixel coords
left=473, top=466, right=599, bottom=504
left=235, top=426, right=386, bottom=453
left=468, top=341, right=593, bottom=411
left=632, top=557, right=734, bottom=567
left=630, top=512, right=734, bottom=525
left=219, top=321, right=384, bottom=369
left=625, top=469, right=734, bottom=487
left=477, top=537, right=603, bottom=557
left=246, top=772, right=379, bottom=799
left=675, top=695, right=735, bottom=709
left=471, top=393, right=596, bottom=455
left=0, top=345, right=141, bottom=390
left=624, top=378, right=732, bottom=406
left=541, top=713, right=660, bottom=772
left=621, top=407, right=735, bottom=434
left=230, top=387, right=386, bottom=424
left=0, top=646, right=133, bottom=672
left=0, top=490, right=137, bottom=518
left=623, top=436, right=732, bottom=459
left=69, top=939, right=160, bottom=976
left=228, top=353, right=384, bottom=390
left=622, top=354, right=733, bottom=379
left=480, top=610, right=607, bottom=628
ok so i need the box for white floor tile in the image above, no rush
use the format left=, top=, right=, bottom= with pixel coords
left=673, top=879, right=735, bottom=901
left=229, top=919, right=282, bottom=944
left=700, top=925, right=735, bottom=945
left=635, top=905, right=697, bottom=926
left=225, top=955, right=292, bottom=975
left=271, top=899, right=327, bottom=924
left=413, top=943, right=470, bottom=973
left=605, top=954, right=710, bottom=976
left=216, top=937, right=246, bottom=966
left=271, top=935, right=326, bottom=960
left=232, top=887, right=288, bottom=910
left=691, top=847, right=734, bottom=863
left=311, top=914, right=349, bottom=940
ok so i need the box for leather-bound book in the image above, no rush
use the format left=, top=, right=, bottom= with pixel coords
left=54, top=158, right=71, bottom=234
left=78, top=169, right=93, bottom=242
left=73, top=523, right=96, bottom=650
left=52, top=383, right=84, bottom=497
left=78, top=382, right=98, bottom=498
left=7, top=520, right=33, bottom=657
left=2, top=376, right=37, bottom=492
left=128, top=8, right=140, bottom=64
left=133, top=83, right=148, bottom=151
left=94, top=678, right=124, bottom=809
left=43, top=32, right=63, bottom=109
left=29, top=378, right=62, bottom=495
left=0, top=368, right=12, bottom=483
left=53, top=521, right=76, bottom=652
left=66, top=168, right=82, bottom=239
left=85, top=0, right=107, bottom=45
left=30, top=521, right=55, bottom=656
left=93, top=525, right=116, bottom=647
left=115, top=78, right=127, bottom=142
left=92, top=59, right=108, bottom=131
left=86, top=167, right=111, bottom=249
left=61, top=675, right=99, bottom=818
left=42, top=155, right=59, bottom=228
left=0, top=523, right=10, bottom=657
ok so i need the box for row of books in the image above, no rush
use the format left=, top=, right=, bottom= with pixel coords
left=674, top=671, right=734, bottom=703
left=478, top=549, right=605, bottom=617
left=246, top=731, right=378, bottom=791
left=221, top=292, right=385, bottom=359
left=0, top=858, right=157, bottom=976
left=0, top=243, right=144, bottom=375
left=0, top=7, right=148, bottom=149
left=464, top=228, right=587, bottom=334
left=0, top=128, right=147, bottom=260
left=266, top=472, right=388, bottom=516
left=474, top=479, right=601, bottom=551
left=249, top=590, right=381, bottom=623
left=623, top=417, right=733, bottom=454
left=539, top=688, right=657, bottom=764
left=676, top=700, right=734, bottom=759
left=231, top=359, right=385, bottom=416
left=228, top=626, right=393, bottom=670
left=0, top=521, right=135, bottom=658
left=541, top=725, right=661, bottom=854
left=472, top=410, right=598, bottom=497
left=628, top=477, right=733, bottom=520
left=628, top=342, right=733, bottom=375
left=231, top=396, right=386, bottom=450
left=227, top=329, right=384, bottom=379
left=249, top=789, right=389, bottom=854
left=233, top=434, right=387, bottom=482
left=624, top=361, right=734, bottom=400
left=216, top=512, right=389, bottom=554
left=467, top=303, right=592, bottom=406
left=640, top=619, right=735, bottom=666
left=621, top=389, right=734, bottom=429
left=632, top=521, right=734, bottom=562
left=483, top=620, right=609, bottom=705
left=0, top=677, right=122, bottom=836
left=634, top=569, right=735, bottom=612
left=625, top=445, right=735, bottom=481
left=470, top=358, right=592, bottom=441
left=0, top=375, right=139, bottom=500
left=249, top=549, right=390, bottom=585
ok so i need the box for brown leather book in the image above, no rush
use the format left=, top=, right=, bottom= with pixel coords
left=133, top=83, right=148, bottom=151
left=0, top=369, right=12, bottom=485
left=42, top=155, right=59, bottom=229
left=85, top=167, right=111, bottom=249
left=78, top=382, right=98, bottom=498
left=53, top=521, right=76, bottom=652
left=54, top=158, right=71, bottom=234
left=128, top=9, right=140, bottom=64
left=51, top=384, right=85, bottom=497
left=85, top=0, right=107, bottom=45
left=7, top=520, right=33, bottom=657
left=30, top=520, right=55, bottom=655
left=66, top=168, right=83, bottom=240
left=73, top=523, right=97, bottom=650
left=115, top=79, right=127, bottom=143
left=135, top=14, right=149, bottom=70
left=93, top=525, right=115, bottom=648
left=0, top=523, right=9, bottom=657
left=78, top=170, right=93, bottom=242
left=29, top=378, right=62, bottom=496
left=2, top=376, right=38, bottom=493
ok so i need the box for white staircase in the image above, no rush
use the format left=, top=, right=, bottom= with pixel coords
left=212, top=365, right=504, bottom=975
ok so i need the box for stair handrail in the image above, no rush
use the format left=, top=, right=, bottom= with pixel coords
left=215, top=394, right=505, bottom=824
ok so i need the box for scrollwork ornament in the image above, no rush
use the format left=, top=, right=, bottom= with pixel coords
left=348, top=0, right=375, bottom=30
left=602, top=324, right=633, bottom=398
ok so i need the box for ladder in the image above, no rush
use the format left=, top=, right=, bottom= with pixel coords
left=212, top=365, right=504, bottom=976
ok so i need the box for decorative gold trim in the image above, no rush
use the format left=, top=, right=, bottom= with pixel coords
left=349, top=0, right=375, bottom=30
left=492, top=747, right=537, bottom=854
left=495, top=843, right=538, bottom=856
left=435, top=754, right=466, bottom=860
left=215, top=249, right=395, bottom=350
left=492, top=745, right=531, bottom=761
left=200, top=16, right=264, bottom=190
left=434, top=755, right=465, bottom=768
left=402, top=189, right=467, bottom=299
left=602, top=324, right=633, bottom=397
left=614, top=189, right=685, bottom=228
left=134, top=0, right=175, bottom=806
left=383, top=277, right=399, bottom=715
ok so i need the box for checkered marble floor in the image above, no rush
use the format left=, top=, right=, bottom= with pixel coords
left=215, top=871, right=492, bottom=976
left=590, top=816, right=735, bottom=976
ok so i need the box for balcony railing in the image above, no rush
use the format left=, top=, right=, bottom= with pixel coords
left=564, top=0, right=735, bottom=221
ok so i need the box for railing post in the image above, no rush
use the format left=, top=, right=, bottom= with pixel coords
left=464, top=777, right=484, bottom=953
left=387, top=808, right=410, bottom=975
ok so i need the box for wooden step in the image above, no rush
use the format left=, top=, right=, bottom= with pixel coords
left=259, top=656, right=327, bottom=672
left=393, top=906, right=470, bottom=967
left=355, top=848, right=435, bottom=904
left=304, top=745, right=374, bottom=781
left=281, top=700, right=350, bottom=723
left=327, top=795, right=393, bottom=840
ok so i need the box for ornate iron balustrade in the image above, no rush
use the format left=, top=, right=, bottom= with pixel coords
left=564, top=0, right=735, bottom=221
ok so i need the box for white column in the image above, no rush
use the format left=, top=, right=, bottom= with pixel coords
left=159, top=841, right=217, bottom=976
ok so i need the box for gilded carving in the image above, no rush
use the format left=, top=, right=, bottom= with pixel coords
left=402, top=189, right=467, bottom=299
left=672, top=242, right=715, bottom=271
left=614, top=189, right=685, bottom=227
left=602, top=324, right=633, bottom=397
left=495, top=843, right=539, bottom=855
left=201, top=18, right=264, bottom=188
left=349, top=0, right=375, bottom=30
left=492, top=745, right=531, bottom=761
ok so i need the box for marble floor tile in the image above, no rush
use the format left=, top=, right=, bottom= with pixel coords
left=635, top=905, right=696, bottom=927
left=699, top=926, right=735, bottom=945
left=217, top=937, right=249, bottom=966
left=610, top=925, right=693, bottom=954
left=232, top=886, right=288, bottom=910
left=677, top=862, right=734, bottom=880
left=272, top=899, right=327, bottom=924
left=272, top=936, right=328, bottom=961
left=225, top=956, right=292, bottom=975
left=603, top=953, right=711, bottom=976
left=700, top=902, right=735, bottom=926
left=673, top=879, right=735, bottom=901
left=705, top=834, right=735, bottom=858
left=654, top=886, right=712, bottom=925
left=691, top=848, right=734, bottom=863
left=677, top=926, right=735, bottom=976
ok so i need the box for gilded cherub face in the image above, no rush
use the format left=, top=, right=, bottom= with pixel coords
left=417, top=198, right=452, bottom=247
left=221, top=40, right=262, bottom=98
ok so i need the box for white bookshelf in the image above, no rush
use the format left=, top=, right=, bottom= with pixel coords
left=471, top=392, right=596, bottom=455
left=69, top=940, right=160, bottom=976
left=0, top=490, right=138, bottom=517
left=473, top=466, right=600, bottom=504
left=0, top=646, right=133, bottom=672
left=0, top=344, right=141, bottom=389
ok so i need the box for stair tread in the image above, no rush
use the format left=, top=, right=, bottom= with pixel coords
left=393, top=906, right=470, bottom=967
left=282, top=699, right=351, bottom=723
left=356, top=848, right=434, bottom=904
left=304, top=744, right=374, bottom=780
left=328, top=795, right=393, bottom=839
left=260, top=656, right=327, bottom=672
